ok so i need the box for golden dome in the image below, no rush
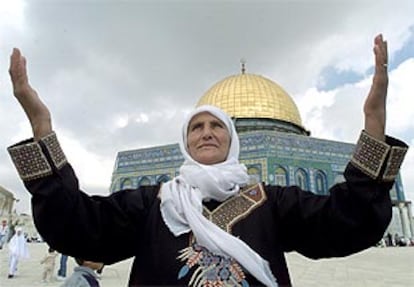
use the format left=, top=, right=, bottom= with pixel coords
left=196, top=73, right=303, bottom=128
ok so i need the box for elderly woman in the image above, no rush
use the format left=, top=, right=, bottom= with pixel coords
left=7, top=34, right=408, bottom=287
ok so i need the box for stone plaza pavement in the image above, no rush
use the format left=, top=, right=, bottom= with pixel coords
left=0, top=242, right=413, bottom=287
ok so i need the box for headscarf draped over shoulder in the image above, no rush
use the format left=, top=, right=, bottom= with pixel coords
left=160, top=105, right=277, bottom=287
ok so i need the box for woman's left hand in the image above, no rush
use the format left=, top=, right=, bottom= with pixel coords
left=363, top=34, right=388, bottom=141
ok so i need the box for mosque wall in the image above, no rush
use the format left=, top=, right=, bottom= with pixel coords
left=111, top=131, right=405, bottom=199
left=110, top=130, right=412, bottom=240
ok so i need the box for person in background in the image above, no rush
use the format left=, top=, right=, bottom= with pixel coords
left=60, top=258, right=103, bottom=287
left=40, top=247, right=58, bottom=283
left=5, top=34, right=409, bottom=286
left=6, top=220, right=19, bottom=242
left=386, top=232, right=394, bottom=246
left=57, top=254, right=69, bottom=281
left=7, top=227, right=29, bottom=278
left=0, top=220, right=9, bottom=249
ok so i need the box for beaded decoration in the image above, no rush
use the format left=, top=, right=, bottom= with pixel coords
left=177, top=242, right=249, bottom=287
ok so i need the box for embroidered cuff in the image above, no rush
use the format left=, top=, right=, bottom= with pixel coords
left=350, top=130, right=408, bottom=181
left=7, top=131, right=67, bottom=181
left=350, top=130, right=390, bottom=180
left=41, top=132, right=67, bottom=169
left=383, top=146, right=408, bottom=181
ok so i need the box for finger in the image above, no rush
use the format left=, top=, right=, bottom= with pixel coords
left=9, top=48, right=28, bottom=87
left=378, top=35, right=388, bottom=63
left=9, top=48, right=20, bottom=77
left=373, top=46, right=384, bottom=67
left=9, top=48, right=23, bottom=79
left=374, top=34, right=387, bottom=58
left=374, top=34, right=383, bottom=48
left=383, top=40, right=388, bottom=64
left=373, top=41, right=388, bottom=71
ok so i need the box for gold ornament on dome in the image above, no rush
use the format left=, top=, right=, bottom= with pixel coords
left=196, top=73, right=303, bottom=128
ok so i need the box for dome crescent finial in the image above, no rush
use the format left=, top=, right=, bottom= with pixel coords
left=240, top=58, right=246, bottom=74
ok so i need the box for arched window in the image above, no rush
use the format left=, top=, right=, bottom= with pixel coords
left=295, top=168, right=309, bottom=190
left=315, top=171, right=327, bottom=195
left=138, top=176, right=151, bottom=186
left=121, top=178, right=133, bottom=190
left=275, top=166, right=287, bottom=186
left=247, top=166, right=261, bottom=184
left=157, top=175, right=170, bottom=184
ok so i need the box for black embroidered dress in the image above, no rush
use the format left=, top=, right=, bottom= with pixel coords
left=7, top=131, right=408, bottom=286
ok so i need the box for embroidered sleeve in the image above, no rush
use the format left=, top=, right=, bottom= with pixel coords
left=350, top=130, right=408, bottom=182
left=7, top=131, right=67, bottom=181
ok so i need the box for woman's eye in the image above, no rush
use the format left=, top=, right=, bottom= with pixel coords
left=213, top=122, right=224, bottom=128
left=191, top=124, right=202, bottom=131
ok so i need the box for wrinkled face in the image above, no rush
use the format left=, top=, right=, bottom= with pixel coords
left=187, top=112, right=231, bottom=165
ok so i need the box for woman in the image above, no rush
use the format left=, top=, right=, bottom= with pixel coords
left=7, top=34, right=408, bottom=286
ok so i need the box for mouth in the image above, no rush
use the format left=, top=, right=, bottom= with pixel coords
left=198, top=144, right=218, bottom=149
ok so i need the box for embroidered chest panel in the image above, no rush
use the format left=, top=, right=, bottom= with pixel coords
left=176, top=184, right=267, bottom=286
left=178, top=242, right=249, bottom=287
left=202, top=183, right=267, bottom=233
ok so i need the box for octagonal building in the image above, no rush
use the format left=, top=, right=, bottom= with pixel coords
left=110, top=70, right=413, bottom=239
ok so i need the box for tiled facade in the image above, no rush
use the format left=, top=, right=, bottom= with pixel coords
left=110, top=129, right=406, bottom=201
left=110, top=129, right=413, bottom=239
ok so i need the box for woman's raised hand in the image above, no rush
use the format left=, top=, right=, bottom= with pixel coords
left=363, top=34, right=389, bottom=141
left=9, top=48, right=52, bottom=140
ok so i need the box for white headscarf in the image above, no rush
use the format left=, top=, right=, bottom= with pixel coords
left=160, top=105, right=277, bottom=286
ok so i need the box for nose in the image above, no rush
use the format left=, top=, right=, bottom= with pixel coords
left=201, top=126, right=213, bottom=139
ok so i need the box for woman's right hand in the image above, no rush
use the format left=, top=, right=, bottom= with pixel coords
left=9, top=48, right=52, bottom=140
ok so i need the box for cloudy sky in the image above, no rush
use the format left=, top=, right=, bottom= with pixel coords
left=0, top=0, right=413, bottom=214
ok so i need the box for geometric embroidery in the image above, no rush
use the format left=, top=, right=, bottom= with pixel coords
left=7, top=131, right=68, bottom=181
left=350, top=130, right=390, bottom=180
left=177, top=242, right=249, bottom=287
left=383, top=146, right=408, bottom=182
left=8, top=142, right=52, bottom=181
left=202, top=184, right=266, bottom=233
left=41, top=132, right=67, bottom=169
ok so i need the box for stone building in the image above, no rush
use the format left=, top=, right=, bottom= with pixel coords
left=0, top=185, right=17, bottom=222
left=110, top=70, right=413, bottom=240
left=0, top=186, right=39, bottom=240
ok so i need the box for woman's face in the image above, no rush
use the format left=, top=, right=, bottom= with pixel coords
left=187, top=112, right=231, bottom=165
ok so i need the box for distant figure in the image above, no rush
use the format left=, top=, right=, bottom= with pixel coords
left=40, top=247, right=58, bottom=282
left=386, top=232, right=394, bottom=246
left=8, top=227, right=30, bottom=278
left=60, top=258, right=103, bottom=287
left=57, top=254, right=69, bottom=280
left=394, top=233, right=401, bottom=246
left=0, top=220, right=9, bottom=249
